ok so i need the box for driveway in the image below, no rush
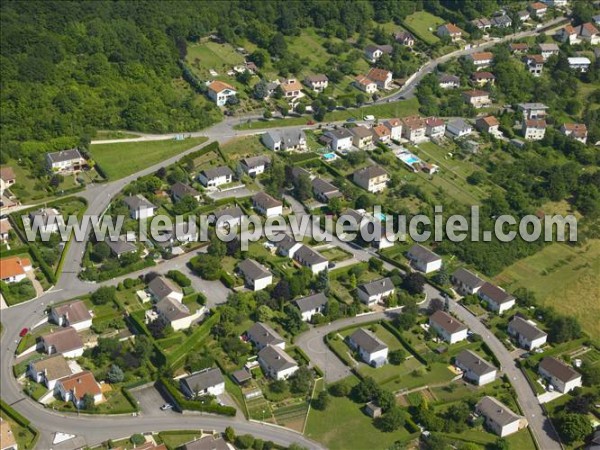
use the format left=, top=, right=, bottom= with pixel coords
left=130, top=383, right=177, bottom=417
left=207, top=186, right=253, bottom=201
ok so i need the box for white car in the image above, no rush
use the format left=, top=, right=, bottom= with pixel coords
left=363, top=115, right=375, bottom=121
left=160, top=403, right=173, bottom=410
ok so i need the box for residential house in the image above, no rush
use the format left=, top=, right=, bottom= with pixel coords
left=293, top=292, right=328, bottom=322
left=41, top=327, right=84, bottom=358
left=293, top=245, right=328, bottom=274
left=462, top=90, right=492, bottom=108
left=56, top=371, right=102, bottom=409
left=198, top=166, right=234, bottom=188
left=0, top=166, right=16, bottom=196
left=518, top=103, right=548, bottom=119
left=383, top=118, right=403, bottom=140
left=429, top=310, right=468, bottom=344
left=425, top=117, right=446, bottom=139
left=492, top=15, right=512, bottom=28
left=518, top=10, right=531, bottom=22
left=437, top=23, right=463, bottom=41
left=182, top=435, right=229, bottom=450
left=353, top=75, right=378, bottom=94
left=258, top=345, right=298, bottom=380
left=123, top=195, right=156, bottom=220
left=366, top=68, right=393, bottom=89
left=568, top=57, right=591, bottom=72
left=469, top=52, right=494, bottom=70
left=394, top=31, right=415, bottom=47
left=324, top=128, right=354, bottom=151
left=357, top=277, right=395, bottom=307
left=50, top=300, right=92, bottom=331
left=364, top=44, right=393, bottom=63
left=446, top=118, right=473, bottom=138
left=312, top=178, right=341, bottom=203
left=371, top=124, right=391, bottom=143
left=353, top=165, right=389, bottom=193
left=156, top=222, right=199, bottom=247
left=347, top=328, right=389, bottom=367
left=560, top=123, right=587, bottom=144
left=438, top=74, right=460, bottom=89
left=476, top=116, right=500, bottom=135
left=239, top=155, right=270, bottom=177
left=455, top=350, right=497, bottom=385
left=451, top=268, right=485, bottom=296
left=400, top=116, right=428, bottom=142
left=478, top=282, right=516, bottom=314
left=155, top=297, right=202, bottom=331
left=0, top=419, right=17, bottom=450
left=148, top=276, right=183, bottom=303
left=0, top=218, right=12, bottom=244
left=558, top=25, right=579, bottom=44
left=171, top=182, right=201, bottom=202
left=180, top=368, right=225, bottom=397
left=105, top=235, right=137, bottom=258
left=476, top=396, right=527, bottom=437
left=46, top=149, right=86, bottom=173
left=280, top=78, right=303, bottom=98
left=472, top=18, right=492, bottom=31
left=0, top=256, right=32, bottom=284
left=523, top=119, right=547, bottom=140
left=213, top=205, right=244, bottom=229
left=577, top=22, right=600, bottom=45
left=471, top=71, right=495, bottom=86
left=238, top=258, right=273, bottom=291
left=207, top=81, right=237, bottom=106
left=406, top=244, right=442, bottom=273
left=528, top=2, right=548, bottom=18
left=274, top=233, right=303, bottom=258
left=28, top=354, right=72, bottom=389
left=350, top=126, right=374, bottom=149
left=262, top=129, right=307, bottom=152
left=524, top=54, right=545, bottom=76
left=509, top=42, right=529, bottom=54
left=252, top=192, right=282, bottom=217
left=508, top=316, right=548, bottom=350
left=247, top=322, right=285, bottom=350
left=538, top=357, right=582, bottom=393
left=544, top=0, right=568, bottom=6
left=538, top=43, right=560, bottom=60
left=28, top=208, right=64, bottom=234
left=304, top=74, right=329, bottom=93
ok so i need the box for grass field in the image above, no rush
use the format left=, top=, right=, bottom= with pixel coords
left=219, top=135, right=269, bottom=161
left=305, top=376, right=416, bottom=450
left=90, top=137, right=208, bottom=179
left=402, top=11, right=445, bottom=45
left=493, top=239, right=600, bottom=341
left=186, top=41, right=245, bottom=78
left=158, top=431, right=203, bottom=449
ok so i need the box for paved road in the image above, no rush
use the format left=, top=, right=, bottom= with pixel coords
left=447, top=299, right=561, bottom=450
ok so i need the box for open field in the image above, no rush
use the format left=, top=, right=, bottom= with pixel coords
left=305, top=376, right=416, bottom=450
left=219, top=135, right=268, bottom=160
left=90, top=137, right=208, bottom=179
left=402, top=11, right=445, bottom=45
left=186, top=41, right=245, bottom=78
left=493, top=240, right=600, bottom=341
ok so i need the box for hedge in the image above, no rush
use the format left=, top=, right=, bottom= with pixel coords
left=220, top=271, right=235, bottom=288
left=378, top=253, right=411, bottom=273
left=158, top=377, right=236, bottom=416
left=0, top=399, right=39, bottom=448
left=167, top=312, right=220, bottom=369
left=480, top=342, right=501, bottom=368
left=380, top=321, right=428, bottom=365
left=28, top=245, right=57, bottom=284
left=121, top=387, right=141, bottom=412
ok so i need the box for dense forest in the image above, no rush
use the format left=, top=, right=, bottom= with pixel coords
left=1, top=0, right=511, bottom=142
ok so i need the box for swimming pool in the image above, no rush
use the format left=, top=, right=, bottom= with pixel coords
left=323, top=152, right=337, bottom=161
left=399, top=153, right=421, bottom=165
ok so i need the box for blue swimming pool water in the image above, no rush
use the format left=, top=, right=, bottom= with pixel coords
left=377, top=212, right=386, bottom=222
left=400, top=154, right=420, bottom=165
left=323, top=153, right=336, bottom=160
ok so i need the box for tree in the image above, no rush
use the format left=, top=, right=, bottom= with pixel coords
left=428, top=298, right=445, bottom=314
left=189, top=255, right=222, bottom=280
left=432, top=268, right=449, bottom=286
left=282, top=304, right=304, bottom=335
left=263, top=109, right=272, bottom=119
left=225, top=426, right=236, bottom=442
left=388, top=349, right=406, bottom=365
left=91, top=286, right=116, bottom=305
left=235, top=435, right=255, bottom=449
left=376, top=406, right=406, bottom=432
left=368, top=257, right=383, bottom=272
left=269, top=379, right=287, bottom=394
left=81, top=393, right=95, bottom=410
left=329, top=380, right=351, bottom=397
left=254, top=80, right=270, bottom=100
left=295, top=103, right=306, bottom=114
left=289, top=366, right=314, bottom=394
left=556, top=412, right=592, bottom=443
left=375, top=389, right=396, bottom=412
left=294, top=173, right=312, bottom=201
left=249, top=49, right=269, bottom=68
left=351, top=376, right=379, bottom=402
left=312, top=390, right=330, bottom=410
left=236, top=70, right=252, bottom=85
left=172, top=194, right=198, bottom=215
left=256, top=305, right=273, bottom=322
left=130, top=434, right=145, bottom=445
left=91, top=242, right=111, bottom=262
left=549, top=316, right=582, bottom=343
left=133, top=335, right=153, bottom=360
left=107, top=364, right=124, bottom=383
left=402, top=273, right=425, bottom=295
left=166, top=270, right=191, bottom=287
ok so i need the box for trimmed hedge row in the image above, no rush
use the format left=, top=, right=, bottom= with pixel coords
left=167, top=312, right=220, bottom=369
left=158, top=377, right=236, bottom=416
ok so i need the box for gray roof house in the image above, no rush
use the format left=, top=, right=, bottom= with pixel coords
left=258, top=345, right=299, bottom=380
left=293, top=292, right=328, bottom=321
left=182, top=435, right=229, bottom=450
left=238, top=259, right=273, bottom=291
left=507, top=316, right=547, bottom=350
left=123, top=194, right=156, bottom=220
left=451, top=268, right=485, bottom=296
left=455, top=349, right=497, bottom=385
left=213, top=205, right=244, bottom=229
left=475, top=396, right=526, bottom=437
left=357, top=277, right=395, bottom=306
left=406, top=244, right=442, bottom=273
left=293, top=245, right=328, bottom=274
left=105, top=235, right=137, bottom=258
left=171, top=182, right=201, bottom=202
left=262, top=130, right=307, bottom=151
left=347, top=328, right=389, bottom=367
left=239, top=155, right=271, bottom=176
left=311, top=178, right=341, bottom=203
left=247, top=322, right=285, bottom=350
left=429, top=310, right=468, bottom=344
left=148, top=276, right=183, bottom=302
left=179, top=367, right=225, bottom=398
left=198, top=166, right=234, bottom=187
left=478, top=282, right=516, bottom=314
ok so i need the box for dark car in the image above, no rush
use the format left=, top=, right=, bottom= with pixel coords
left=346, top=118, right=356, bottom=122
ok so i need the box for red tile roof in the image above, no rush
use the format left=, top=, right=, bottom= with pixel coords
left=0, top=256, right=31, bottom=280
left=208, top=80, right=235, bottom=93
left=366, top=68, right=392, bottom=83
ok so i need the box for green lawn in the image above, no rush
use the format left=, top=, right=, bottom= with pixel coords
left=94, top=130, right=140, bottom=140
left=186, top=41, right=245, bottom=78
left=493, top=239, right=600, bottom=341
left=219, top=135, right=269, bottom=161
left=0, top=411, right=37, bottom=450
left=90, top=137, right=208, bottom=179
left=305, top=376, right=416, bottom=450
left=158, top=431, right=203, bottom=450
left=402, top=11, right=445, bottom=45
left=319, top=246, right=352, bottom=262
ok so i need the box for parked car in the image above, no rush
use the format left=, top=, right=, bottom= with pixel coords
left=19, top=328, right=29, bottom=338
left=363, top=115, right=375, bottom=121
left=160, top=403, right=173, bottom=410
left=306, top=120, right=315, bottom=125
left=346, top=118, right=356, bottom=122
